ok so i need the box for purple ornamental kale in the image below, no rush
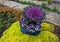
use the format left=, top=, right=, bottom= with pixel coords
left=20, top=6, right=46, bottom=35
left=26, top=6, right=44, bottom=20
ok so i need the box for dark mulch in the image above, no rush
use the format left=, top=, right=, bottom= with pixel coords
left=54, top=25, right=60, bottom=42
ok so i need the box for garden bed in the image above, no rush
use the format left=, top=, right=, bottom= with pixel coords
left=0, top=0, right=60, bottom=42
left=0, top=5, right=22, bottom=37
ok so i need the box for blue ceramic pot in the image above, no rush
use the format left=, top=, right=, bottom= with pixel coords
left=20, top=6, right=46, bottom=35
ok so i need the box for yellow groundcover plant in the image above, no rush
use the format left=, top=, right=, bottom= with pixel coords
left=41, top=22, right=54, bottom=32
left=0, top=21, right=59, bottom=42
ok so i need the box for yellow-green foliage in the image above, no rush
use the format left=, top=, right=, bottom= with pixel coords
left=0, top=21, right=59, bottom=42
left=39, top=31, right=59, bottom=42
left=41, top=22, right=54, bottom=32
left=0, top=21, right=42, bottom=42
left=40, top=0, right=52, bottom=3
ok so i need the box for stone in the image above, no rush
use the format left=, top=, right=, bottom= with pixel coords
left=2, top=1, right=48, bottom=10
left=2, top=1, right=29, bottom=10
left=45, top=12, right=60, bottom=26
left=0, top=0, right=8, bottom=4
left=53, top=0, right=60, bottom=2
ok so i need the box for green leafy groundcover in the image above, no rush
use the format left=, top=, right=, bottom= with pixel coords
left=19, top=0, right=60, bottom=14
left=0, top=21, right=59, bottom=42
left=0, top=12, right=16, bottom=29
left=0, top=12, right=16, bottom=37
